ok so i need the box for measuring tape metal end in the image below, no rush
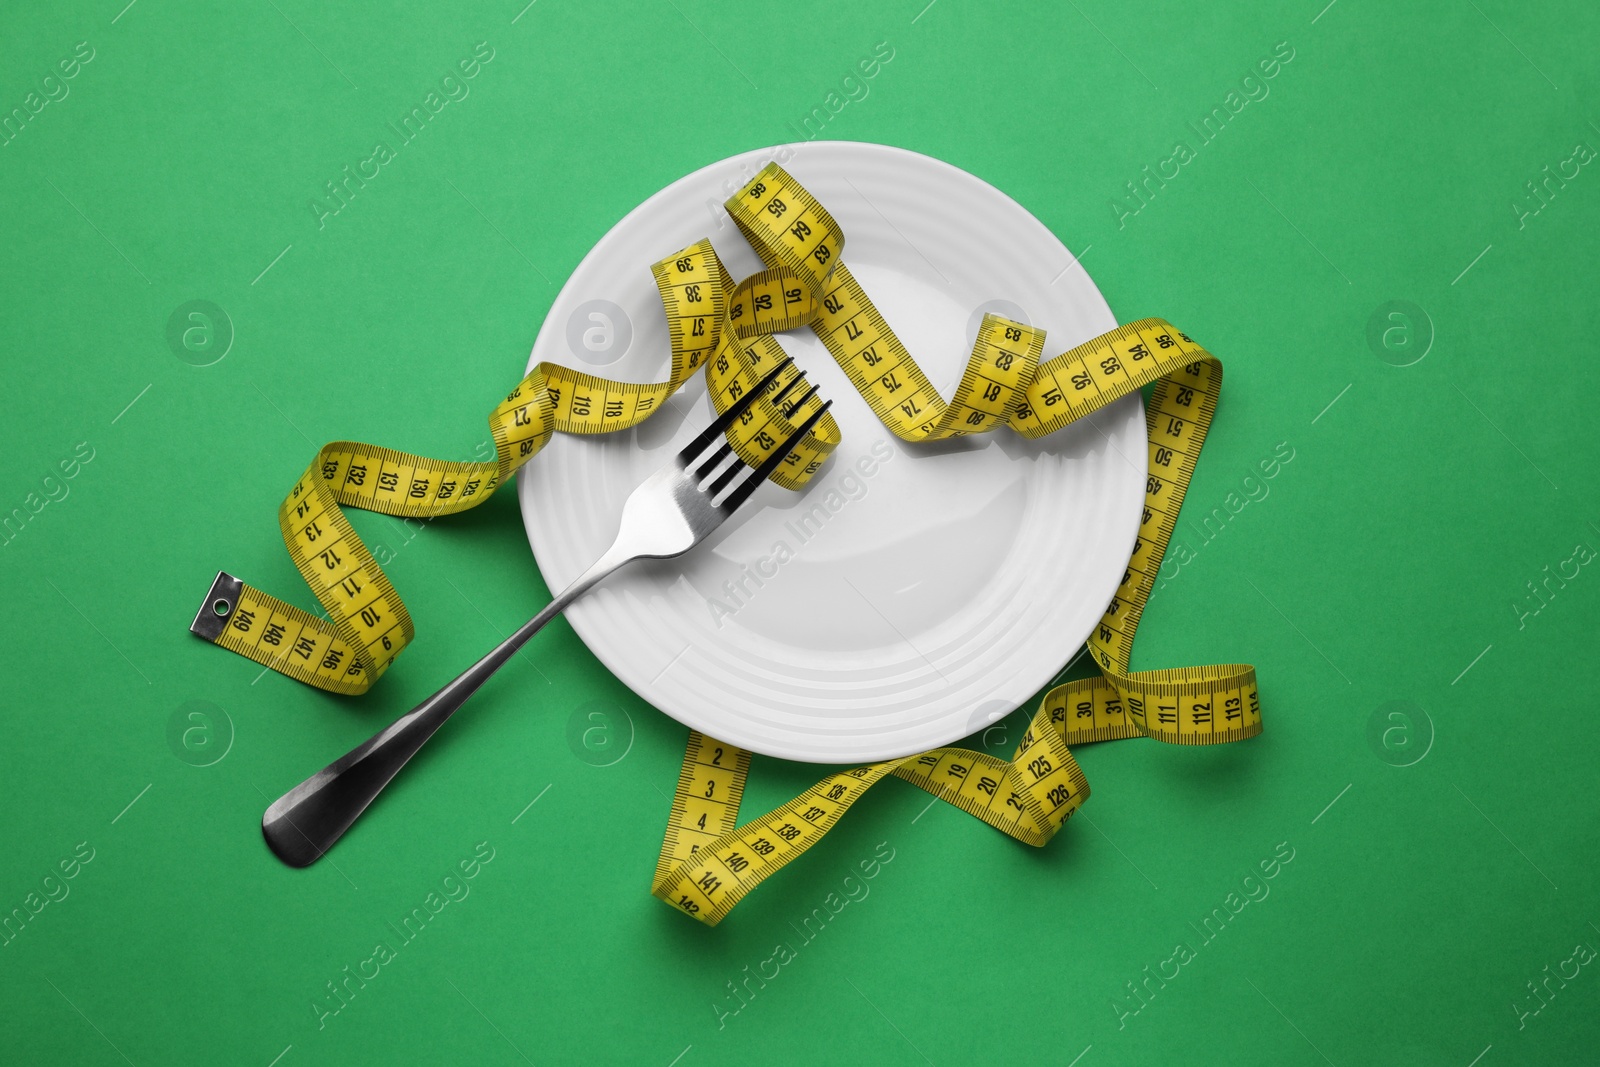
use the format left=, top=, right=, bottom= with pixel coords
left=190, top=571, right=244, bottom=641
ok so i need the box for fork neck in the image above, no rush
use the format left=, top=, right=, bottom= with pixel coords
left=507, top=543, right=636, bottom=650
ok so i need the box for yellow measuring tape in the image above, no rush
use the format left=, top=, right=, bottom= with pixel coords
left=191, top=162, right=1260, bottom=924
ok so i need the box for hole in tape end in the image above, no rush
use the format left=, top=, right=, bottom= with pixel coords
left=212, top=598, right=231, bottom=617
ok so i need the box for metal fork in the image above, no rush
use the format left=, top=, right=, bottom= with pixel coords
left=262, top=358, right=829, bottom=867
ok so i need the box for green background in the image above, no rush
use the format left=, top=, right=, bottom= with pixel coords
left=3, top=0, right=1597, bottom=1063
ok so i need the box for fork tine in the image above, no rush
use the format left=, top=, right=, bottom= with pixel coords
left=690, top=369, right=810, bottom=480
left=781, top=383, right=819, bottom=418
left=675, top=357, right=793, bottom=467
left=704, top=448, right=749, bottom=499
left=768, top=371, right=806, bottom=409
left=718, top=400, right=834, bottom=513
left=690, top=439, right=737, bottom=481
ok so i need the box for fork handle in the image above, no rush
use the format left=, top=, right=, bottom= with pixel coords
left=261, top=547, right=631, bottom=867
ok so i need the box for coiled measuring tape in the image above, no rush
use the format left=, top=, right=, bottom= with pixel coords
left=190, top=162, right=1260, bottom=925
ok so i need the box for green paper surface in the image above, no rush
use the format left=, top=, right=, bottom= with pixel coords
left=3, top=1, right=1598, bottom=1063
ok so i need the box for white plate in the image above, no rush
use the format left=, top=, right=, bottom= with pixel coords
left=519, top=142, right=1144, bottom=763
